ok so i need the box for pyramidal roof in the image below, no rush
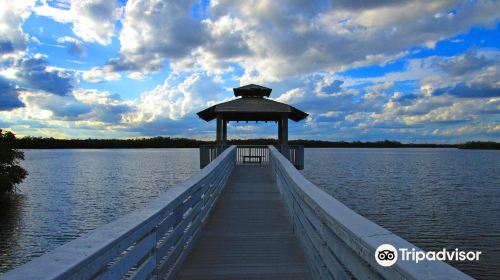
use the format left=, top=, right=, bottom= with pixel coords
left=197, top=84, right=308, bottom=122
left=233, top=84, right=272, bottom=98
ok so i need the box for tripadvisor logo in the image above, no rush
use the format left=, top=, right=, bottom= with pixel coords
left=375, top=244, right=398, bottom=266
left=375, top=244, right=482, bottom=267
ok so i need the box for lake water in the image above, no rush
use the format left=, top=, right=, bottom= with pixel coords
left=0, top=148, right=498, bottom=279
left=301, top=148, right=500, bottom=279
left=0, top=149, right=199, bottom=274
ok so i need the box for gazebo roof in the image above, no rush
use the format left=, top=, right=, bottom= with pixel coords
left=197, top=84, right=308, bottom=122
left=233, top=84, right=272, bottom=98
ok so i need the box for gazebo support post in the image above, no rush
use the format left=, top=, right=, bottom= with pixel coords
left=278, top=120, right=282, bottom=145
left=216, top=115, right=223, bottom=146
left=280, top=115, right=289, bottom=159
left=223, top=120, right=227, bottom=144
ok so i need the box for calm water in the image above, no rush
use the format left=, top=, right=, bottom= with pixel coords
left=301, top=148, right=500, bottom=280
left=0, top=149, right=199, bottom=273
left=0, top=148, right=498, bottom=279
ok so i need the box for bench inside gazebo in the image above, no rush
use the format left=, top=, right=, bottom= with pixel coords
left=197, top=84, right=308, bottom=169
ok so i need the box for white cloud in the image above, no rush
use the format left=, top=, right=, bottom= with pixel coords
left=0, top=0, right=35, bottom=61
left=432, top=123, right=500, bottom=136
left=123, top=73, right=223, bottom=123
left=82, top=66, right=121, bottom=83
left=57, top=36, right=86, bottom=55
left=35, top=0, right=121, bottom=45
left=274, top=88, right=306, bottom=104
left=57, top=36, right=81, bottom=44
left=101, top=0, right=500, bottom=83
left=320, top=111, right=343, bottom=118
left=112, top=0, right=206, bottom=73
left=127, top=72, right=146, bottom=81
left=188, top=0, right=500, bottom=82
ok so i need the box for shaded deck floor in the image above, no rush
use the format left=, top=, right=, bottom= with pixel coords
left=177, top=165, right=311, bottom=280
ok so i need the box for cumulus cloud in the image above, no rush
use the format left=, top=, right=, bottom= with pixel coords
left=437, top=49, right=497, bottom=76
left=109, top=0, right=206, bottom=73
left=19, top=88, right=132, bottom=123
left=320, top=80, right=344, bottom=95
left=365, top=50, right=500, bottom=131
left=13, top=56, right=74, bottom=96
left=0, top=76, right=24, bottom=110
left=102, top=0, right=500, bottom=83
left=185, top=0, right=499, bottom=82
left=432, top=123, right=500, bottom=136
left=72, top=89, right=131, bottom=123
left=0, top=1, right=34, bottom=60
left=328, top=0, right=408, bottom=10
left=22, top=91, right=92, bottom=120
left=57, top=36, right=86, bottom=56
left=427, top=49, right=500, bottom=98
left=123, top=73, right=223, bottom=123
left=281, top=47, right=500, bottom=140
left=202, top=15, right=251, bottom=59
left=82, top=66, right=121, bottom=83
left=433, top=83, right=500, bottom=98
left=35, top=0, right=121, bottom=45
left=274, top=88, right=306, bottom=104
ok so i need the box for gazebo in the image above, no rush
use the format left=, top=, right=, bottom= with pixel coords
left=197, top=84, right=308, bottom=169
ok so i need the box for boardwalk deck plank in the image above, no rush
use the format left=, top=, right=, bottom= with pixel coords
left=177, top=165, right=311, bottom=280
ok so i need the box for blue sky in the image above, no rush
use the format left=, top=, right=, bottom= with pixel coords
left=0, top=0, right=499, bottom=143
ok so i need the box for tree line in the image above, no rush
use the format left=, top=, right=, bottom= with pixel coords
left=9, top=136, right=499, bottom=149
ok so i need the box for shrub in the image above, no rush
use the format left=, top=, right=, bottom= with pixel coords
left=0, top=129, right=28, bottom=194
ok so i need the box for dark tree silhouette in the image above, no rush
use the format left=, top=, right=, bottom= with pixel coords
left=6, top=135, right=498, bottom=149
left=458, top=141, right=500, bottom=150
left=0, top=129, right=28, bottom=194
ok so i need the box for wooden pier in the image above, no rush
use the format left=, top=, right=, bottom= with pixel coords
left=177, top=165, right=311, bottom=279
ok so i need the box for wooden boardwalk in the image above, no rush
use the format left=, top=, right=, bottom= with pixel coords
left=177, top=165, right=311, bottom=280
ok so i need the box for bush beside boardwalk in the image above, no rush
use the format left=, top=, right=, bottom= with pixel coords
left=0, top=130, right=27, bottom=195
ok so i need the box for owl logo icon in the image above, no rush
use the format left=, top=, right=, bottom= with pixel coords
left=375, top=244, right=398, bottom=266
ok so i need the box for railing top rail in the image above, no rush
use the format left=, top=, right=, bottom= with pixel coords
left=235, top=145, right=269, bottom=147
left=1, top=146, right=237, bottom=280
left=268, top=145, right=472, bottom=280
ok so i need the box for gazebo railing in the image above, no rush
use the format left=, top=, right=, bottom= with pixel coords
left=199, top=145, right=229, bottom=168
left=236, top=145, right=270, bottom=165
left=284, top=145, right=304, bottom=170
left=200, top=144, right=304, bottom=169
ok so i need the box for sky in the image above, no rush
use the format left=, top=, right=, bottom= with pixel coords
left=0, top=0, right=499, bottom=143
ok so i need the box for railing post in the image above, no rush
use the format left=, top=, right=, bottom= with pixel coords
left=153, top=225, right=160, bottom=279
left=280, top=145, right=290, bottom=161
left=297, top=145, right=304, bottom=170
left=199, top=146, right=206, bottom=169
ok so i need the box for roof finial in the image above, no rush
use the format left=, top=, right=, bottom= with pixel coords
left=233, top=84, right=272, bottom=98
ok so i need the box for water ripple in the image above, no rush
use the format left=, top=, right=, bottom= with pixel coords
left=0, top=149, right=198, bottom=273
left=301, top=148, right=500, bottom=280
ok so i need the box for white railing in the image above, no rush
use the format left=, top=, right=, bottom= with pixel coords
left=1, top=146, right=237, bottom=280
left=286, top=145, right=304, bottom=170
left=199, top=144, right=229, bottom=168
left=200, top=144, right=304, bottom=169
left=269, top=146, right=472, bottom=280
left=236, top=145, right=269, bottom=164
